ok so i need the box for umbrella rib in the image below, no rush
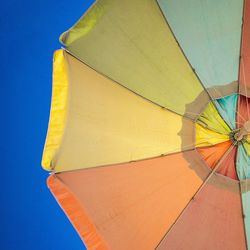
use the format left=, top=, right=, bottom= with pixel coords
left=155, top=2, right=217, bottom=107
left=155, top=142, right=236, bottom=249
left=52, top=147, right=197, bottom=174
left=238, top=1, right=250, bottom=247
left=242, top=59, right=250, bottom=120
left=63, top=48, right=202, bottom=121
left=155, top=0, right=246, bottom=131
left=212, top=88, right=246, bottom=124
left=237, top=0, right=246, bottom=96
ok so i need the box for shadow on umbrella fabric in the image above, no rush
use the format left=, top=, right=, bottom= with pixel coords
left=41, top=0, right=250, bottom=249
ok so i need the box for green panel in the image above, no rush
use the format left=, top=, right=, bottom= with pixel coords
left=196, top=102, right=231, bottom=135
left=158, top=0, right=243, bottom=95
left=60, top=0, right=210, bottom=118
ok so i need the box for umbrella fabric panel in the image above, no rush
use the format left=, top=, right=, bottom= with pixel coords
left=197, top=141, right=232, bottom=169
left=237, top=144, right=250, bottom=180
left=197, top=141, right=238, bottom=180
left=196, top=102, right=231, bottom=135
left=158, top=0, right=243, bottom=98
left=239, top=0, right=250, bottom=96
left=244, top=142, right=250, bottom=158
left=42, top=49, right=196, bottom=172
left=195, top=123, right=229, bottom=147
left=237, top=95, right=250, bottom=128
left=237, top=93, right=250, bottom=246
left=237, top=95, right=250, bottom=155
left=195, top=101, right=231, bottom=148
left=241, top=181, right=250, bottom=248
left=42, top=50, right=69, bottom=170
left=215, top=146, right=238, bottom=180
left=48, top=150, right=210, bottom=250
left=60, top=0, right=210, bottom=119
left=157, top=175, right=246, bottom=250
left=47, top=175, right=109, bottom=250
left=215, top=94, right=238, bottom=130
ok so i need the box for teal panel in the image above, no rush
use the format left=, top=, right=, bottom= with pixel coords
left=215, top=94, right=238, bottom=129
left=241, top=188, right=250, bottom=247
left=237, top=144, right=250, bottom=180
left=158, top=0, right=243, bottom=89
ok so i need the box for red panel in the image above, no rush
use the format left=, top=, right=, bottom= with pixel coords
left=216, top=146, right=238, bottom=180
left=239, top=0, right=250, bottom=95
left=197, top=142, right=238, bottom=180
left=237, top=95, right=250, bottom=128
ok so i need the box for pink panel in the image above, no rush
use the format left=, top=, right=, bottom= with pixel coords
left=197, top=142, right=238, bottom=180
left=157, top=175, right=246, bottom=250
left=216, top=146, right=238, bottom=180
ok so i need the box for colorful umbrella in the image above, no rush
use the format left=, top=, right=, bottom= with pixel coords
left=42, top=0, right=250, bottom=249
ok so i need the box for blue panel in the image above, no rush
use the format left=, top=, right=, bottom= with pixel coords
left=237, top=144, right=250, bottom=180
left=215, top=94, right=238, bottom=129
left=158, top=0, right=243, bottom=89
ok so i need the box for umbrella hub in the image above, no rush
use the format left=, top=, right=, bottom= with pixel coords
left=230, top=120, right=250, bottom=144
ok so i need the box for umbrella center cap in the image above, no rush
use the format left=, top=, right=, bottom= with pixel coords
left=229, top=120, right=250, bottom=144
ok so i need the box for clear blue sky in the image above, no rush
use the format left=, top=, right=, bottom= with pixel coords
left=1, top=0, right=94, bottom=249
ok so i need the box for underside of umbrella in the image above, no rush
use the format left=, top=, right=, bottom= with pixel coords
left=42, top=0, right=250, bottom=249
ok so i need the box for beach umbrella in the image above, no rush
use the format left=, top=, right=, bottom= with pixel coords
left=42, top=0, right=250, bottom=249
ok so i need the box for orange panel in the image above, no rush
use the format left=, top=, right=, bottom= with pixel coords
left=48, top=150, right=210, bottom=250
left=47, top=176, right=108, bottom=250
left=197, top=141, right=238, bottom=180
left=197, top=141, right=232, bottom=169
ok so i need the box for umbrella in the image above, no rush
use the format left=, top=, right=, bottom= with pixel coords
left=42, top=0, right=250, bottom=249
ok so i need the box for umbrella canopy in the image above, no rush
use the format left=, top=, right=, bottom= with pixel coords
left=42, top=0, right=250, bottom=249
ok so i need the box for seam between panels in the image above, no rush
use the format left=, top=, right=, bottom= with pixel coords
left=237, top=0, right=246, bottom=94
left=62, top=48, right=199, bottom=122
left=53, top=148, right=196, bottom=174
left=240, top=1, right=250, bottom=248
left=154, top=0, right=236, bottom=131
left=194, top=146, right=214, bottom=174
left=154, top=143, right=236, bottom=249
left=154, top=1, right=214, bottom=107
left=194, top=143, right=241, bottom=183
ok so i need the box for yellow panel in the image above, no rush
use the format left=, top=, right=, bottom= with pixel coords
left=60, top=0, right=210, bottom=118
left=243, top=141, right=250, bottom=156
left=196, top=102, right=231, bottom=135
left=43, top=50, right=195, bottom=172
left=196, top=123, right=229, bottom=147
left=42, top=49, right=68, bottom=170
